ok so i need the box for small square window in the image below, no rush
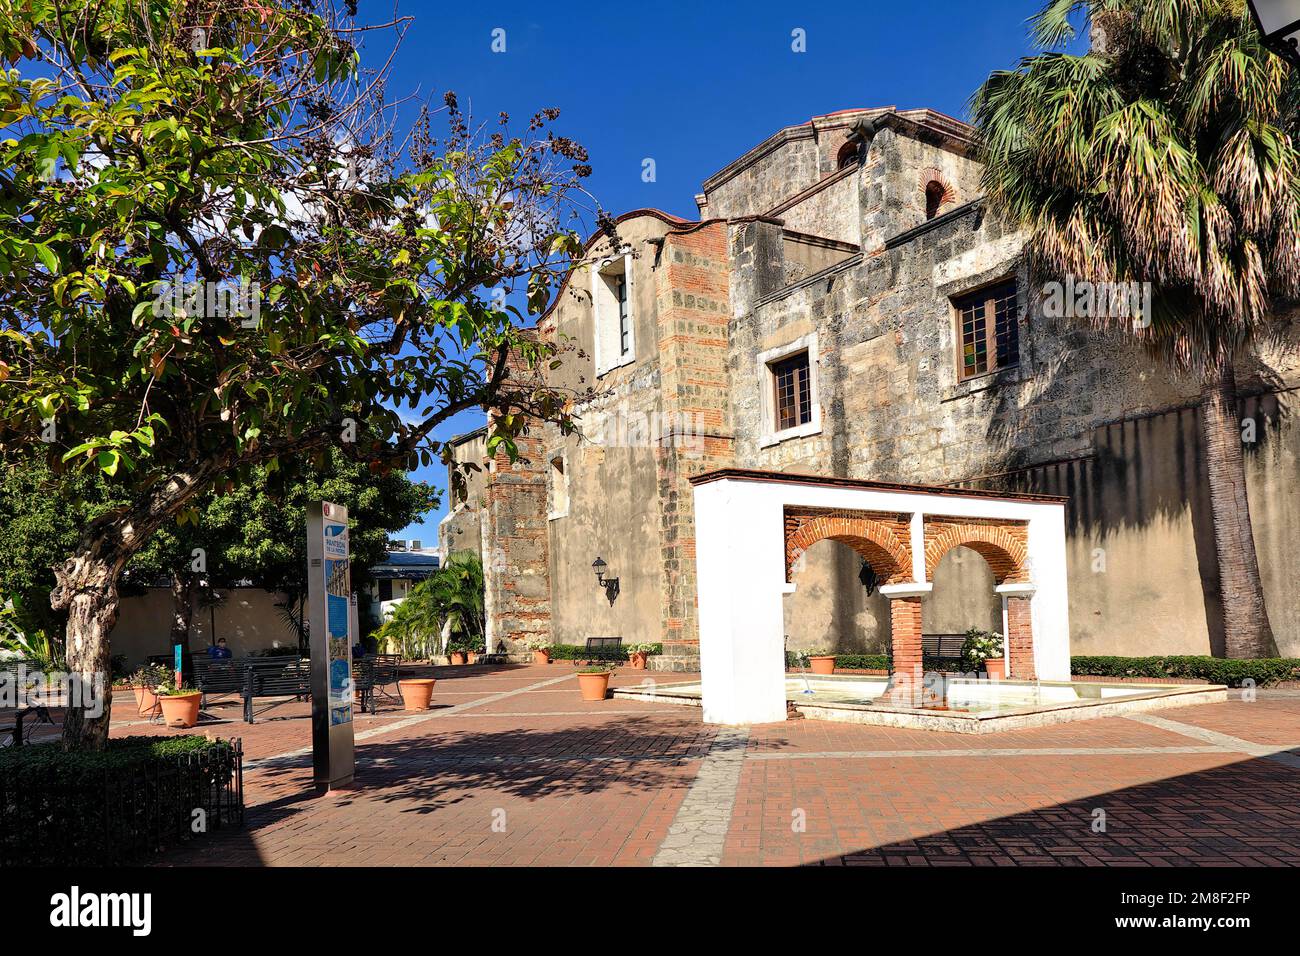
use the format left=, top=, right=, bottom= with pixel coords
left=771, top=351, right=812, bottom=432
left=954, top=281, right=1019, bottom=381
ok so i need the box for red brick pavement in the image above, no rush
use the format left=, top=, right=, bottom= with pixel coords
left=76, top=664, right=1300, bottom=867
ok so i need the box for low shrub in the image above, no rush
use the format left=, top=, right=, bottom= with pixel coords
left=0, top=735, right=243, bottom=866
left=830, top=654, right=890, bottom=671
left=1070, top=655, right=1300, bottom=688
left=546, top=643, right=662, bottom=663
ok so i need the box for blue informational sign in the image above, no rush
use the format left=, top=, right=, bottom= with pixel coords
left=307, top=501, right=356, bottom=789
left=322, top=521, right=353, bottom=727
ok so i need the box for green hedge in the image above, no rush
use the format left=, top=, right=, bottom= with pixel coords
left=546, top=643, right=663, bottom=663
left=1070, top=655, right=1300, bottom=687
left=0, top=735, right=242, bottom=866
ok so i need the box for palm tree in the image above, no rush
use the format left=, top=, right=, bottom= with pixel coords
left=432, top=552, right=486, bottom=651
left=973, top=0, right=1298, bottom=657
left=372, top=551, right=485, bottom=659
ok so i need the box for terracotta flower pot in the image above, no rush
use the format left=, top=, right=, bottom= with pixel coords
left=577, top=671, right=611, bottom=702
left=133, top=685, right=161, bottom=718
left=808, top=655, right=837, bottom=676
left=984, top=658, right=1006, bottom=680
left=159, top=692, right=201, bottom=728
left=449, top=651, right=468, bottom=665
left=398, top=678, right=437, bottom=711
left=629, top=652, right=648, bottom=670
left=533, top=649, right=551, bottom=665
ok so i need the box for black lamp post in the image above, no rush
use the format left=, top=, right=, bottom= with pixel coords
left=1249, top=0, right=1300, bottom=66
left=592, top=557, right=620, bottom=606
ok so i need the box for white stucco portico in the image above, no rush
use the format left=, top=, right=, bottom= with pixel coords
left=689, top=469, right=1071, bottom=725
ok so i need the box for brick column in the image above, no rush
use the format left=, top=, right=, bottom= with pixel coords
left=880, top=583, right=932, bottom=706
left=997, top=584, right=1037, bottom=680
left=481, top=340, right=552, bottom=655
left=653, top=221, right=735, bottom=646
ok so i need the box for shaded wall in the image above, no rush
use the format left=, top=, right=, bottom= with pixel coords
left=112, top=587, right=297, bottom=667
left=980, top=390, right=1300, bottom=658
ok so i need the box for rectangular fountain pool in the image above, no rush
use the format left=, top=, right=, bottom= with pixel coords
left=611, top=674, right=1227, bottom=733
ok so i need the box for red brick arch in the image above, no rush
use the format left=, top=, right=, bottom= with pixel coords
left=784, top=508, right=911, bottom=585
left=924, top=519, right=1029, bottom=584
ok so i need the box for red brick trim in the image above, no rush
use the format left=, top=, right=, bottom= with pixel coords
left=784, top=507, right=911, bottom=584
left=923, top=517, right=1029, bottom=584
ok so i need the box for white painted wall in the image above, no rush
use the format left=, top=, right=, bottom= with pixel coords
left=692, top=475, right=1071, bottom=725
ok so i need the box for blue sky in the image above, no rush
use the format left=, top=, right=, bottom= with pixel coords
left=387, top=0, right=1059, bottom=539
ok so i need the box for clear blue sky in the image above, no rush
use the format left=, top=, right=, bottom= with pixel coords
left=389, top=0, right=1058, bottom=540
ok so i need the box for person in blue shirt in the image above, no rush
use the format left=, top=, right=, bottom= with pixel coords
left=208, top=637, right=232, bottom=660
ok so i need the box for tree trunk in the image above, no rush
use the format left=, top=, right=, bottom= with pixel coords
left=1201, top=358, right=1276, bottom=659
left=51, top=552, right=120, bottom=751
left=170, top=572, right=195, bottom=654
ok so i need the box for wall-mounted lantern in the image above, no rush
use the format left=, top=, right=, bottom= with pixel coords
left=592, top=556, right=620, bottom=606
left=1249, top=1, right=1300, bottom=66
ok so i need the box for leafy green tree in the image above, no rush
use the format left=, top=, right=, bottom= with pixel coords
left=0, top=0, right=589, bottom=747
left=124, top=447, right=438, bottom=653
left=973, top=0, right=1297, bottom=658
left=0, top=452, right=437, bottom=653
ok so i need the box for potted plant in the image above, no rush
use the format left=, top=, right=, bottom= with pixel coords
left=806, top=649, right=837, bottom=675
left=625, top=643, right=654, bottom=670
left=129, top=663, right=168, bottom=718
left=398, top=677, right=437, bottom=711
left=577, top=666, right=613, bottom=702
left=156, top=675, right=202, bottom=728
left=523, top=636, right=551, bottom=665
left=447, top=639, right=469, bottom=665
left=962, top=628, right=1006, bottom=680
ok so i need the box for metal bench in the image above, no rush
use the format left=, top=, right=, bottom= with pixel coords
left=353, top=657, right=380, bottom=715
left=921, top=633, right=971, bottom=673
left=0, top=660, right=56, bottom=742
left=582, top=637, right=623, bottom=665
left=192, top=655, right=248, bottom=707
left=0, top=705, right=54, bottom=747
left=372, top=654, right=401, bottom=703
left=242, top=658, right=312, bottom=723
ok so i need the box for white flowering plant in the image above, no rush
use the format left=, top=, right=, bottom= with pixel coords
left=961, top=629, right=1004, bottom=667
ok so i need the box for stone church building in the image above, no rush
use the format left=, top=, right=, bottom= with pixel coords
left=440, top=106, right=1300, bottom=670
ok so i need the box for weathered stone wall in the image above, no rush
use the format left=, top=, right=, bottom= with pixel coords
left=859, top=128, right=985, bottom=247
left=439, top=427, right=490, bottom=560
left=538, top=215, right=679, bottom=648
left=776, top=169, right=860, bottom=246
left=543, top=370, right=667, bottom=647
left=699, top=128, right=823, bottom=220
left=482, top=346, right=552, bottom=653
left=509, top=106, right=1300, bottom=663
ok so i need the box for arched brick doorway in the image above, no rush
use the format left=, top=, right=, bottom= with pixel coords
left=784, top=507, right=911, bottom=584
left=922, top=517, right=1036, bottom=680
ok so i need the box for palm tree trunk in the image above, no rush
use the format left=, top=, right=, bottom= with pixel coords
left=1201, top=357, right=1276, bottom=658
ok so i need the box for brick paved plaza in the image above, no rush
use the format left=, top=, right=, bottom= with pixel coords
left=83, top=663, right=1300, bottom=867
